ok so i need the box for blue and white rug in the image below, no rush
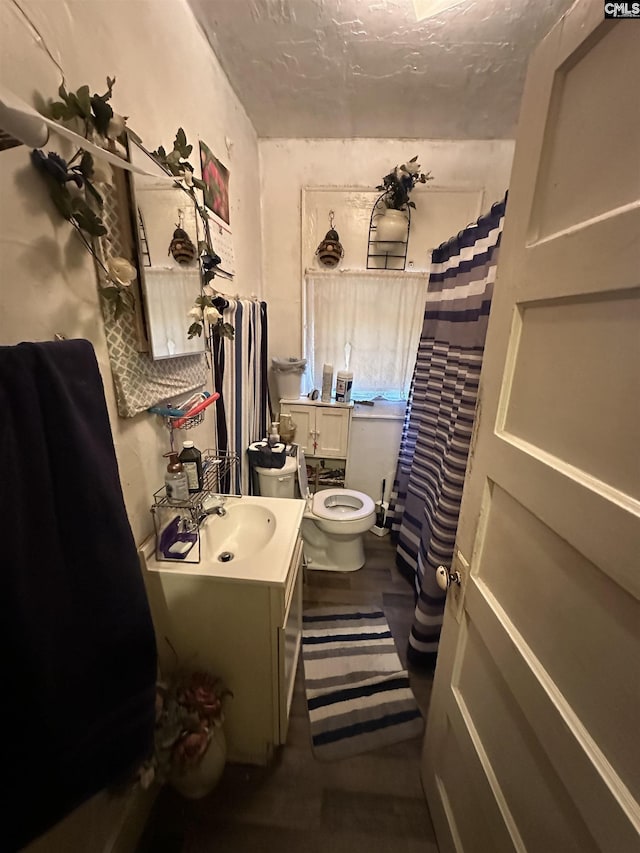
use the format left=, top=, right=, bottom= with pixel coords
left=302, top=607, right=424, bottom=760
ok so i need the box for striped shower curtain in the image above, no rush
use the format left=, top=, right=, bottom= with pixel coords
left=388, top=196, right=506, bottom=667
left=211, top=297, right=269, bottom=495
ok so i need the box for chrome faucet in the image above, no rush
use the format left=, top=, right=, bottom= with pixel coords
left=201, top=493, right=227, bottom=518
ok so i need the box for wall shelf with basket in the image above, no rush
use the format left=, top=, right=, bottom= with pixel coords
left=148, top=390, right=220, bottom=432
left=151, top=449, right=238, bottom=564
left=367, top=192, right=411, bottom=271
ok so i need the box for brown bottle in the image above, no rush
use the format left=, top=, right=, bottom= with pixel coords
left=179, top=441, right=203, bottom=492
left=164, top=451, right=189, bottom=503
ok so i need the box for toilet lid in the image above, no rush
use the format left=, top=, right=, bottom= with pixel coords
left=311, top=489, right=375, bottom=521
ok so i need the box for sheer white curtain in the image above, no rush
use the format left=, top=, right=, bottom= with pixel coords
left=304, top=270, right=428, bottom=400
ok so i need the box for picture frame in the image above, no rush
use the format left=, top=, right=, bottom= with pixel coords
left=199, top=141, right=230, bottom=225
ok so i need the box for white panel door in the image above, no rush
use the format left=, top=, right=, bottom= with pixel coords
left=422, top=3, right=640, bottom=852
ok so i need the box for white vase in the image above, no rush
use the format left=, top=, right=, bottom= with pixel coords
left=375, top=208, right=408, bottom=252
left=169, top=727, right=226, bottom=799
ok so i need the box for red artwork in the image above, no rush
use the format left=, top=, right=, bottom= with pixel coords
left=199, top=141, right=230, bottom=225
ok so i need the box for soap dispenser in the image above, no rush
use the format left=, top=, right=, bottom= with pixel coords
left=268, top=422, right=280, bottom=447
left=164, top=451, right=189, bottom=503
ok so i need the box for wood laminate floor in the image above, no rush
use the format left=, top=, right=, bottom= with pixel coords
left=138, top=533, right=438, bottom=853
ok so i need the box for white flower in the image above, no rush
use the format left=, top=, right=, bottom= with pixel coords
left=182, top=170, right=194, bottom=188
left=187, top=306, right=202, bottom=320
left=106, top=113, right=127, bottom=139
left=203, top=306, right=221, bottom=325
left=106, top=256, right=136, bottom=286
left=403, top=160, right=421, bottom=176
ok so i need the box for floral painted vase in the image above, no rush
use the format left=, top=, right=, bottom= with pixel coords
left=169, top=727, right=227, bottom=799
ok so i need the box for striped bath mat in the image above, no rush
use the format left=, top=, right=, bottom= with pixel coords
left=302, top=607, right=424, bottom=760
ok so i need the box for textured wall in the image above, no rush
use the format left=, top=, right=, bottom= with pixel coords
left=0, top=0, right=262, bottom=544
left=0, top=1, right=261, bottom=850
left=260, top=137, right=515, bottom=359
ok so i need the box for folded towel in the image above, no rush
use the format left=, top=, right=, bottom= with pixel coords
left=0, top=340, right=157, bottom=851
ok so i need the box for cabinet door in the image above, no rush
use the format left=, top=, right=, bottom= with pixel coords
left=277, top=539, right=303, bottom=744
left=280, top=403, right=314, bottom=454
left=315, top=407, right=350, bottom=457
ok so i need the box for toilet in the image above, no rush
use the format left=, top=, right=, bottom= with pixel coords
left=254, top=449, right=375, bottom=572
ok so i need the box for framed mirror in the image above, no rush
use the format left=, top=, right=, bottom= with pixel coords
left=128, top=139, right=203, bottom=360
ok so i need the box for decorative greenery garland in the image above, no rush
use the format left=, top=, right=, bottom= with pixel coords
left=30, top=78, right=234, bottom=339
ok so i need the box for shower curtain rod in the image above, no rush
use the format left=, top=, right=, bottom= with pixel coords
left=209, top=285, right=263, bottom=303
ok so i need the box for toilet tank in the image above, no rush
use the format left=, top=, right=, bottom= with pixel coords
left=255, top=456, right=297, bottom=498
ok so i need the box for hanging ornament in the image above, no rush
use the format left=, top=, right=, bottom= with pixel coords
left=168, top=209, right=196, bottom=265
left=315, top=210, right=344, bottom=269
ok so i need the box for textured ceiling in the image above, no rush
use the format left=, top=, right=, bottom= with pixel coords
left=187, top=0, right=575, bottom=139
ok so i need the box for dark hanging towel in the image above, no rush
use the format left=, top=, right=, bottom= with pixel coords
left=387, top=195, right=507, bottom=669
left=0, top=339, right=157, bottom=852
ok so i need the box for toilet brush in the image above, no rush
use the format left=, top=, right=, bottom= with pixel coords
left=376, top=479, right=386, bottom=527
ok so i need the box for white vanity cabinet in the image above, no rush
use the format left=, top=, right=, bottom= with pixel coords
left=280, top=398, right=353, bottom=458
left=139, top=525, right=304, bottom=766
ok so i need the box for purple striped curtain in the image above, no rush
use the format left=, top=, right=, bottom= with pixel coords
left=388, top=196, right=506, bottom=667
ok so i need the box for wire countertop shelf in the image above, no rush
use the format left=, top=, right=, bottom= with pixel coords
left=151, top=450, right=239, bottom=564
left=152, top=449, right=239, bottom=511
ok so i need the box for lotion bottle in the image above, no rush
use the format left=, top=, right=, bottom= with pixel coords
left=164, top=451, right=189, bottom=503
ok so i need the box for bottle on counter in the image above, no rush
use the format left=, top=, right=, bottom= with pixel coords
left=335, top=370, right=353, bottom=402
left=321, top=363, right=333, bottom=402
left=179, top=440, right=204, bottom=493
left=267, top=422, right=280, bottom=447
left=164, top=451, right=189, bottom=503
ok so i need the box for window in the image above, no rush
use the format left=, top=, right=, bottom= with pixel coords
left=304, top=270, right=427, bottom=401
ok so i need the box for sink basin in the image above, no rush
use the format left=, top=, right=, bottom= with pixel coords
left=203, top=501, right=277, bottom=562
left=142, top=494, right=305, bottom=585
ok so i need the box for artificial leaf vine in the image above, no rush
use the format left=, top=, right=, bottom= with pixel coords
left=151, top=128, right=234, bottom=341
left=151, top=128, right=201, bottom=186
left=30, top=77, right=135, bottom=319
left=29, top=79, right=233, bottom=337
left=48, top=77, right=123, bottom=140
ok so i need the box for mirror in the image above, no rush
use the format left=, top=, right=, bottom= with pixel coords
left=128, top=140, right=203, bottom=360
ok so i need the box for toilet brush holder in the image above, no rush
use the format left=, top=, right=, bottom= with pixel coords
left=371, top=501, right=389, bottom=537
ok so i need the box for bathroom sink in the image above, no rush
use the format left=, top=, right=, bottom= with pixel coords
left=203, top=501, right=277, bottom=562
left=141, top=494, right=304, bottom=586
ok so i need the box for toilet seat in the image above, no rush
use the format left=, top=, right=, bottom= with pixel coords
left=311, top=489, right=375, bottom=521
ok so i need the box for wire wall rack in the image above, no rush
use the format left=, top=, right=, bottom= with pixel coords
left=148, top=391, right=220, bottom=433
left=151, top=449, right=239, bottom=564
left=366, top=192, right=411, bottom=271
